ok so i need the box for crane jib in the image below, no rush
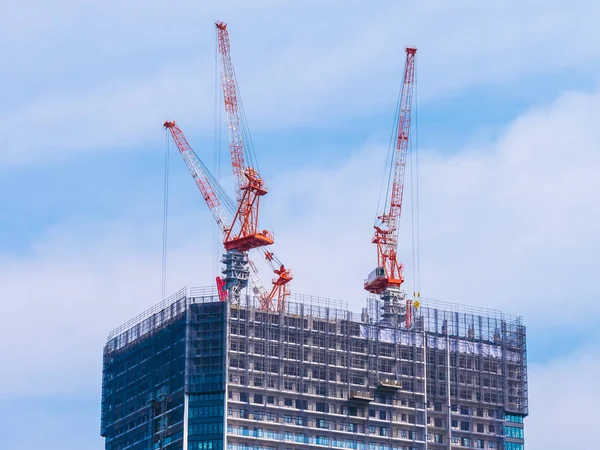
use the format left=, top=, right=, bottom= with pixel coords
left=365, top=47, right=416, bottom=296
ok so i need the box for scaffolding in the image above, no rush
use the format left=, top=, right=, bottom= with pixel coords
left=101, top=286, right=527, bottom=450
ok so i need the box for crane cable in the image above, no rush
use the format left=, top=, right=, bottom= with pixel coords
left=410, top=62, right=421, bottom=299
left=375, top=84, right=403, bottom=226
left=213, top=29, right=221, bottom=280
left=161, top=128, right=171, bottom=301
left=415, top=65, right=421, bottom=298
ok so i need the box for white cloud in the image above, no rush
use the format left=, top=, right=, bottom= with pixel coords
left=263, top=88, right=600, bottom=325
left=2, top=86, right=599, bottom=399
left=0, top=397, right=103, bottom=450
left=2, top=1, right=600, bottom=165
left=527, top=345, right=600, bottom=449
left=1, top=64, right=212, bottom=165
left=0, top=216, right=217, bottom=398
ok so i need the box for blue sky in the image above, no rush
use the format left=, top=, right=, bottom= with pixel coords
left=2, top=1, right=600, bottom=449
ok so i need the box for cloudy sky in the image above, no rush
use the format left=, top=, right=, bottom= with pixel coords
left=2, top=1, right=599, bottom=448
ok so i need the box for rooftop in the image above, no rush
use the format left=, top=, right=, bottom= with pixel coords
left=105, top=286, right=524, bottom=354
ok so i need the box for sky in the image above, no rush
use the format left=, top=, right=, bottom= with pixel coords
left=1, top=1, right=600, bottom=448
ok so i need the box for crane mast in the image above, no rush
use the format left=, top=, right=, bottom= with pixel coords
left=364, top=47, right=417, bottom=325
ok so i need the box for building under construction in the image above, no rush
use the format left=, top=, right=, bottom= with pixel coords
left=100, top=287, right=527, bottom=450
left=101, top=22, right=528, bottom=450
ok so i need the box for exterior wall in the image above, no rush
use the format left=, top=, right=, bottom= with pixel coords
left=226, top=300, right=527, bottom=450
left=226, top=306, right=427, bottom=449
left=186, top=302, right=228, bottom=450
left=101, top=314, right=186, bottom=450
left=101, top=289, right=527, bottom=450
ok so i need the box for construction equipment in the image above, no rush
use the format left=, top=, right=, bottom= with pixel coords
left=214, top=21, right=292, bottom=310
left=364, top=47, right=417, bottom=327
left=163, top=121, right=291, bottom=311
left=215, top=21, right=273, bottom=253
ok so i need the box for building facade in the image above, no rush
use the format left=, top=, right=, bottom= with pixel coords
left=101, top=287, right=527, bottom=450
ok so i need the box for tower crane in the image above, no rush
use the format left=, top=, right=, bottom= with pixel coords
left=214, top=21, right=293, bottom=310
left=364, top=47, right=417, bottom=327
left=163, top=121, right=292, bottom=311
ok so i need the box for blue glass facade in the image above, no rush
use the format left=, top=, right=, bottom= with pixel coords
left=186, top=302, right=227, bottom=450
left=101, top=293, right=227, bottom=450
left=101, top=307, right=186, bottom=449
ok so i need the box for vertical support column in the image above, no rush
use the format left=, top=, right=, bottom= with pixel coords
left=446, top=321, right=452, bottom=450
left=183, top=395, right=189, bottom=450
left=423, top=330, right=428, bottom=450
left=221, top=249, right=249, bottom=305
left=183, top=304, right=191, bottom=450
left=223, top=300, right=231, bottom=450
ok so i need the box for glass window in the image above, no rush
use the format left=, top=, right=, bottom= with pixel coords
left=504, top=413, right=524, bottom=424
left=504, top=443, right=524, bottom=450
left=505, top=426, right=524, bottom=439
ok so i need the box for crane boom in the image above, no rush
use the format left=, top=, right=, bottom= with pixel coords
left=365, top=47, right=417, bottom=295
left=215, top=21, right=246, bottom=199
left=163, top=121, right=230, bottom=234
left=215, top=21, right=273, bottom=254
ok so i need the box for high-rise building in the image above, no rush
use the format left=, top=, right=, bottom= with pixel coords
left=101, top=286, right=527, bottom=450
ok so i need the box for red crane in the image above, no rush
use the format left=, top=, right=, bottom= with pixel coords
left=215, top=21, right=292, bottom=310
left=365, top=47, right=417, bottom=325
left=164, top=120, right=291, bottom=311
left=215, top=21, right=273, bottom=253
